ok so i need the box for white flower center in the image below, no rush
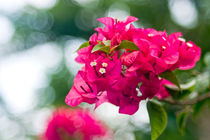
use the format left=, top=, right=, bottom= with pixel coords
left=102, top=62, right=108, bottom=67
left=90, top=61, right=97, bottom=66
left=99, top=68, right=106, bottom=74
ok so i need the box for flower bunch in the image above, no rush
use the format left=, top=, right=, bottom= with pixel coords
left=42, top=108, right=111, bottom=140
left=65, top=16, right=201, bottom=115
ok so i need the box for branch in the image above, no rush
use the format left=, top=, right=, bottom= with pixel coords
left=158, top=92, right=210, bottom=106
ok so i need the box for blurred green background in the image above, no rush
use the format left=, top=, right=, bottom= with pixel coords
left=0, top=0, right=210, bottom=140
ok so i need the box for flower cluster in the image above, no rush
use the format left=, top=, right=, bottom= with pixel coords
left=42, top=108, right=111, bottom=140
left=65, top=16, right=201, bottom=115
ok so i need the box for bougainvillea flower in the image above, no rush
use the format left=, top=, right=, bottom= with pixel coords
left=105, top=74, right=141, bottom=115
left=42, top=108, right=112, bottom=140
left=118, top=83, right=141, bottom=115
left=66, top=16, right=201, bottom=115
left=85, top=55, right=121, bottom=82
left=155, top=79, right=172, bottom=99
left=95, top=16, right=138, bottom=46
left=65, top=71, right=108, bottom=107
left=177, top=41, right=201, bottom=70
left=139, top=72, right=161, bottom=99
left=75, top=33, right=106, bottom=64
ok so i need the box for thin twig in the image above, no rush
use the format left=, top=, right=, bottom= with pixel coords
left=157, top=92, right=210, bottom=106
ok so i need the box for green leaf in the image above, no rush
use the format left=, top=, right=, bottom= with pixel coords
left=118, top=40, right=139, bottom=51
left=164, top=86, right=180, bottom=100
left=91, top=44, right=110, bottom=54
left=110, top=45, right=118, bottom=53
left=147, top=101, right=168, bottom=140
left=75, top=41, right=90, bottom=52
left=102, top=40, right=111, bottom=46
left=164, top=80, right=195, bottom=100
left=159, top=71, right=181, bottom=89
left=176, top=111, right=189, bottom=135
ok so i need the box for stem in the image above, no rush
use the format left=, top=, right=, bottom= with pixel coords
left=157, top=92, right=210, bottom=106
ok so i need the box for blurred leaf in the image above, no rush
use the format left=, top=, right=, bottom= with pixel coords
left=160, top=71, right=181, bottom=89
left=165, top=86, right=193, bottom=100
left=91, top=44, right=110, bottom=54
left=164, top=87, right=180, bottom=100
left=102, top=40, right=111, bottom=46
left=193, top=98, right=210, bottom=119
left=204, top=52, right=210, bottom=67
left=147, top=101, right=167, bottom=140
left=110, top=45, right=118, bottom=53
left=176, top=111, right=189, bottom=135
left=76, top=41, right=90, bottom=52
left=178, top=88, right=193, bottom=100
left=165, top=80, right=195, bottom=100
left=47, top=62, right=74, bottom=106
left=118, top=40, right=139, bottom=51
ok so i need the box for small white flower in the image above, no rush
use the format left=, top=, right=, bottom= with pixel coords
left=178, top=37, right=186, bottom=42
left=90, top=61, right=97, bottom=66
left=162, top=46, right=166, bottom=50
left=187, top=42, right=193, bottom=47
left=148, top=34, right=153, bottom=37
left=102, top=62, right=108, bottom=67
left=99, top=68, right=106, bottom=74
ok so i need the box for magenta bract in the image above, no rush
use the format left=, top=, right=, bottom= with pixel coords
left=65, top=16, right=201, bottom=115
left=42, top=108, right=112, bottom=140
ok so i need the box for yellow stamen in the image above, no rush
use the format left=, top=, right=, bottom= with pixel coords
left=102, top=62, right=108, bottom=67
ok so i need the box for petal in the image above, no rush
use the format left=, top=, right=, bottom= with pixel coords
left=89, top=33, right=98, bottom=45
left=120, top=51, right=138, bottom=66
left=95, top=91, right=108, bottom=109
left=65, top=87, right=83, bottom=107
left=156, top=83, right=170, bottom=99
left=119, top=98, right=140, bottom=115
left=140, top=73, right=161, bottom=98
left=161, top=47, right=179, bottom=64
left=178, top=42, right=201, bottom=70
left=123, top=16, right=138, bottom=25
left=154, top=58, right=168, bottom=74
left=97, top=17, right=114, bottom=27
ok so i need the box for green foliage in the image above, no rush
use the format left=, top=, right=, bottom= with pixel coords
left=176, top=111, right=189, bottom=134
left=165, top=80, right=195, bottom=100
left=91, top=43, right=110, bottom=54
left=160, top=71, right=181, bottom=89
left=102, top=40, right=111, bottom=46
left=118, top=40, right=139, bottom=51
left=193, top=98, right=210, bottom=118
left=76, top=41, right=90, bottom=52
left=147, top=101, right=168, bottom=140
left=134, top=112, right=198, bottom=140
left=47, top=62, right=74, bottom=106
